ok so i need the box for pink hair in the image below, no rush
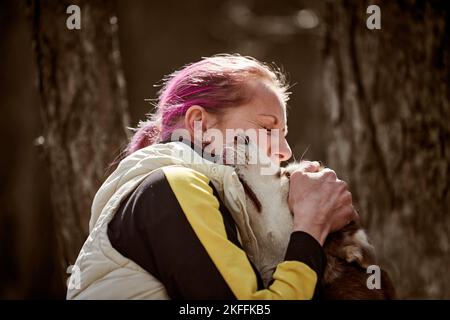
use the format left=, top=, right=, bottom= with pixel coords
left=127, top=54, right=289, bottom=155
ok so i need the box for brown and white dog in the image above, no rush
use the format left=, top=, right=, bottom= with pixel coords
left=220, top=135, right=396, bottom=299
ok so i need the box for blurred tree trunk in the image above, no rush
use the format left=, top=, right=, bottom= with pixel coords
left=322, top=0, right=449, bottom=298
left=30, top=0, right=130, bottom=273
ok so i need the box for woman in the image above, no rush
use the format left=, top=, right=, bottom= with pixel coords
left=67, top=54, right=356, bottom=299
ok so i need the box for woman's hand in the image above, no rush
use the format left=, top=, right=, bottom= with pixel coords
left=288, top=161, right=358, bottom=246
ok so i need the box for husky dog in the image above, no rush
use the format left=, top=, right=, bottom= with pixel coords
left=221, top=135, right=395, bottom=299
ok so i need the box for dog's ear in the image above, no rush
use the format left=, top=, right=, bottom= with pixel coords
left=325, top=225, right=377, bottom=268
left=348, top=228, right=377, bottom=268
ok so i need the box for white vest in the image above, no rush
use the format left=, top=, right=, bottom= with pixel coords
left=66, top=141, right=259, bottom=299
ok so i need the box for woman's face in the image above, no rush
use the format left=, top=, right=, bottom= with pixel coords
left=211, top=78, right=292, bottom=164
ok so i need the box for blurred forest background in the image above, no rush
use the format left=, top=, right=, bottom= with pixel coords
left=0, top=0, right=448, bottom=299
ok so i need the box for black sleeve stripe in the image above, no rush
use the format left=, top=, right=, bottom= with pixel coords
left=284, top=231, right=327, bottom=280
left=284, top=231, right=327, bottom=299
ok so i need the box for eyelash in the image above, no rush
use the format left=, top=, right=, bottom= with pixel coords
left=263, top=127, right=272, bottom=134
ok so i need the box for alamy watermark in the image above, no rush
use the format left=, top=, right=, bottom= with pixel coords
left=66, top=4, right=381, bottom=31
left=168, top=121, right=281, bottom=175
left=66, top=5, right=81, bottom=30
left=366, top=265, right=382, bottom=289
left=366, top=5, right=381, bottom=30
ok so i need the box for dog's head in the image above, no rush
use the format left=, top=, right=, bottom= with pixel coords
left=218, top=134, right=293, bottom=284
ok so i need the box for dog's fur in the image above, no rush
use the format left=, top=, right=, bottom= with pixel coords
left=221, top=135, right=396, bottom=299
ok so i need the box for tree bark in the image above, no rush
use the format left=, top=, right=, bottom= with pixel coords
left=323, top=0, right=449, bottom=298
left=30, top=0, right=130, bottom=270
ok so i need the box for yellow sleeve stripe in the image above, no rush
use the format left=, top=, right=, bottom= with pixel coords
left=163, top=165, right=318, bottom=300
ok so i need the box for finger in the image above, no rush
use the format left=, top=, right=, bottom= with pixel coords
left=299, top=160, right=321, bottom=173
left=335, top=205, right=355, bottom=225
left=320, top=168, right=338, bottom=180
left=336, top=179, right=348, bottom=189
left=340, top=190, right=352, bottom=205
left=352, top=207, right=360, bottom=223
left=343, top=206, right=359, bottom=225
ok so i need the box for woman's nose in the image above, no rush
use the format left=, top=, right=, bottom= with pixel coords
left=272, top=138, right=292, bottom=163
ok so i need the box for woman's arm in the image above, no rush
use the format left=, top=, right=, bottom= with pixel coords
left=108, top=165, right=325, bottom=299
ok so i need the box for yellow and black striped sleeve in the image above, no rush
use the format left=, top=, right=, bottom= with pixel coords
left=107, top=165, right=326, bottom=299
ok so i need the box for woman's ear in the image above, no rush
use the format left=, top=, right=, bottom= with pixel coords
left=184, top=105, right=208, bottom=138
